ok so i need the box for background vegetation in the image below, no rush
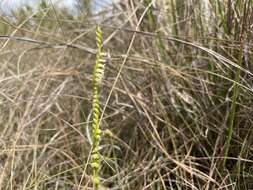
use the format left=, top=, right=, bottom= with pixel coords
left=0, top=0, right=253, bottom=189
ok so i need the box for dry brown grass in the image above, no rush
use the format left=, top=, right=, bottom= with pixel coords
left=0, top=0, right=253, bottom=189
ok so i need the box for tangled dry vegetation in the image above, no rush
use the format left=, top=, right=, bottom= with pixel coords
left=0, top=0, right=253, bottom=189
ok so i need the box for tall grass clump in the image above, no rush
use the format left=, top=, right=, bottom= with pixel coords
left=1, top=0, right=253, bottom=189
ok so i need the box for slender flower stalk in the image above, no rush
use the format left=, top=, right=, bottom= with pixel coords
left=91, top=25, right=105, bottom=190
